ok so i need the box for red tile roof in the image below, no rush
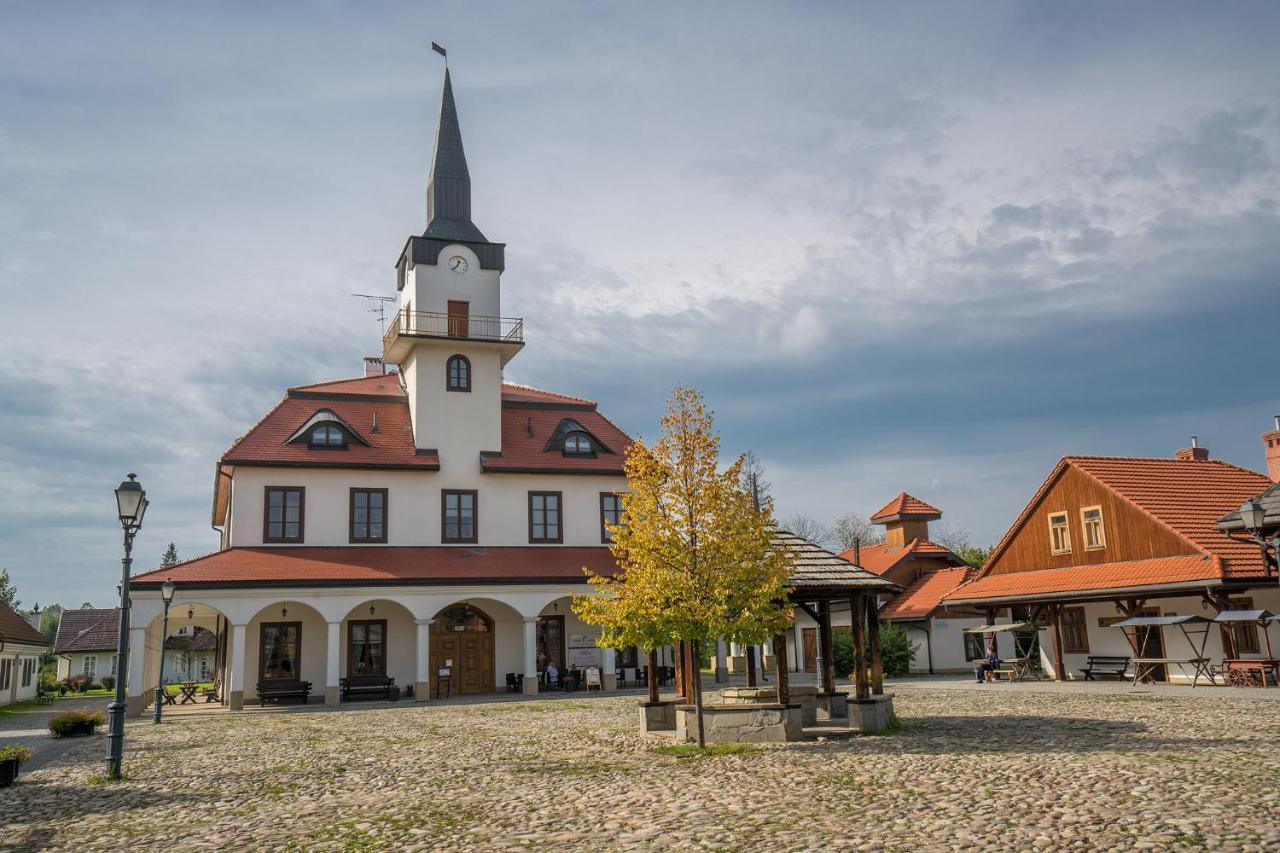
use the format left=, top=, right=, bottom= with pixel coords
left=132, top=547, right=620, bottom=587
left=945, top=456, right=1273, bottom=605
left=219, top=376, right=629, bottom=474
left=870, top=492, right=943, bottom=522
left=881, top=568, right=970, bottom=619
left=839, top=539, right=963, bottom=576
left=944, top=555, right=1221, bottom=604
left=53, top=607, right=120, bottom=652
left=0, top=601, right=48, bottom=648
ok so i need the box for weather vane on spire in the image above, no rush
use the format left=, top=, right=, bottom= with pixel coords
left=432, top=41, right=447, bottom=66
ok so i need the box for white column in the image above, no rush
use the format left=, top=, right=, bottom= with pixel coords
left=229, top=623, right=247, bottom=710
left=415, top=619, right=432, bottom=701
left=715, top=638, right=728, bottom=683
left=522, top=617, right=539, bottom=695
left=124, top=627, right=147, bottom=717
left=325, top=621, right=342, bottom=706
left=602, top=647, right=617, bottom=691
left=793, top=622, right=805, bottom=673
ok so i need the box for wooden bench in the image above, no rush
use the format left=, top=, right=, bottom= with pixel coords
left=340, top=674, right=397, bottom=701
left=257, top=679, right=312, bottom=705
left=984, top=667, right=1018, bottom=683
left=1079, top=656, right=1130, bottom=681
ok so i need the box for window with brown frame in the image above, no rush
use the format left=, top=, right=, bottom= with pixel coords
left=1221, top=597, right=1261, bottom=655
left=442, top=489, right=477, bottom=543
left=446, top=354, right=471, bottom=392
left=260, top=622, right=302, bottom=681
left=529, top=491, right=563, bottom=543
left=1048, top=511, right=1071, bottom=554
left=349, top=488, right=388, bottom=543
left=599, top=492, right=622, bottom=543
left=1060, top=607, right=1089, bottom=653
left=263, top=487, right=305, bottom=543
left=1081, top=506, right=1106, bottom=550
left=348, top=620, right=387, bottom=676
left=962, top=633, right=986, bottom=662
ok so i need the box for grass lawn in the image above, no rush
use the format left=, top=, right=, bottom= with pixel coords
left=164, top=682, right=212, bottom=695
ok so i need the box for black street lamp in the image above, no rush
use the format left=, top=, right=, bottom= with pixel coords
left=153, top=578, right=176, bottom=724
left=107, top=473, right=147, bottom=780
left=1236, top=499, right=1280, bottom=575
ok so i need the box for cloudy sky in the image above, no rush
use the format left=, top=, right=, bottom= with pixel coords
left=2, top=2, right=1278, bottom=607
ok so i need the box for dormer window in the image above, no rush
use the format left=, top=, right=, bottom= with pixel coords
left=563, top=433, right=592, bottom=455
left=543, top=418, right=609, bottom=458
left=310, top=424, right=346, bottom=448
left=447, top=355, right=471, bottom=392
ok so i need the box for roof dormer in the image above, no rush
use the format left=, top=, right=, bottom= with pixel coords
left=543, top=418, right=612, bottom=458
left=286, top=409, right=370, bottom=451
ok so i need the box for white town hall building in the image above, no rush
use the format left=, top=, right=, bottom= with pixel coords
left=125, top=68, right=642, bottom=713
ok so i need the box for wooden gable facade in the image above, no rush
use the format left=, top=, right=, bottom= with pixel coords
left=984, top=462, right=1196, bottom=578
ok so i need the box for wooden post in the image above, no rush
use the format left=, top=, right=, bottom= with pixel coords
left=773, top=633, right=790, bottom=706
left=851, top=593, right=869, bottom=700
left=817, top=600, right=835, bottom=693
left=867, top=597, right=883, bottom=694
left=647, top=647, right=659, bottom=703
left=745, top=645, right=758, bottom=687
left=1049, top=604, right=1067, bottom=682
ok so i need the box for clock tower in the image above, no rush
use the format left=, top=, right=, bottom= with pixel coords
left=384, top=67, right=522, bottom=465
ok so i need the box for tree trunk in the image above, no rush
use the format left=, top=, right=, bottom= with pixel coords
left=745, top=645, right=757, bottom=687
left=691, top=639, right=706, bottom=748
left=647, top=647, right=659, bottom=703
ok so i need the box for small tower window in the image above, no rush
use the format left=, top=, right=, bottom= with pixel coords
left=310, top=425, right=346, bottom=447
left=563, top=433, right=592, bottom=455
left=447, top=355, right=471, bottom=392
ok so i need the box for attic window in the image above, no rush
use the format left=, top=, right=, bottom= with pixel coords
left=563, top=433, right=592, bottom=455
left=310, top=425, right=346, bottom=448
left=1048, top=511, right=1071, bottom=554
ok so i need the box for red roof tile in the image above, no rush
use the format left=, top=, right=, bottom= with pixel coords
left=944, top=555, right=1222, bottom=604
left=0, top=600, right=48, bottom=647
left=483, top=408, right=631, bottom=474
left=500, top=383, right=595, bottom=407
left=882, top=568, right=970, bottom=619
left=839, top=539, right=963, bottom=576
left=132, top=547, right=620, bottom=586
left=53, top=607, right=119, bottom=652
left=870, top=492, right=943, bottom=522
left=290, top=375, right=407, bottom=398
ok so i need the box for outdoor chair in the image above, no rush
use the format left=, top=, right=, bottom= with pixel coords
left=505, top=673, right=520, bottom=692
left=636, top=667, right=648, bottom=688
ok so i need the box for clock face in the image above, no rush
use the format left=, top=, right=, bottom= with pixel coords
left=448, top=255, right=469, bottom=274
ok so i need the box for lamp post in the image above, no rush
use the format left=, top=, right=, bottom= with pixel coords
left=107, top=473, right=147, bottom=780
left=1236, top=499, right=1280, bottom=575
left=153, top=578, right=176, bottom=724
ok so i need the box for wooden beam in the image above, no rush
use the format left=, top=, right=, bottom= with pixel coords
left=647, top=647, right=659, bottom=703
left=867, top=597, right=884, bottom=695
left=817, top=599, right=835, bottom=693
left=795, top=601, right=820, bottom=622
left=851, top=593, right=869, bottom=700
left=745, top=645, right=758, bottom=688
left=1049, top=604, right=1067, bottom=682
left=773, top=633, right=790, bottom=706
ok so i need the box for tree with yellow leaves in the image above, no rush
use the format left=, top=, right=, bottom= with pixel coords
left=574, top=386, right=793, bottom=746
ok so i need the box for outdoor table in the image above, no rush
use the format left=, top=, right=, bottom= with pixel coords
left=1131, top=657, right=1214, bottom=687
left=1222, top=659, right=1280, bottom=687
left=178, top=682, right=199, bottom=704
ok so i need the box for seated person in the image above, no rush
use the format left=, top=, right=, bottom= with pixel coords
left=544, top=662, right=559, bottom=686
left=975, top=646, right=1001, bottom=683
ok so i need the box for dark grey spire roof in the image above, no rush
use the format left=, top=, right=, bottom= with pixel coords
left=425, top=69, right=488, bottom=243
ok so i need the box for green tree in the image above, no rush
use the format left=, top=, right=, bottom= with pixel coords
left=879, top=621, right=918, bottom=677
left=161, top=542, right=180, bottom=567
left=0, top=568, right=18, bottom=610
left=38, top=604, right=63, bottom=642
left=575, top=387, right=794, bottom=747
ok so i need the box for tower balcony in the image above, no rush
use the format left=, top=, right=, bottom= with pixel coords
left=382, top=308, right=525, bottom=365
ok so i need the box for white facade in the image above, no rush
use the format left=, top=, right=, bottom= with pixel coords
left=56, top=650, right=117, bottom=683
left=1, top=641, right=46, bottom=706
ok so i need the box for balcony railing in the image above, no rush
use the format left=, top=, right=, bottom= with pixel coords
left=383, top=309, right=525, bottom=351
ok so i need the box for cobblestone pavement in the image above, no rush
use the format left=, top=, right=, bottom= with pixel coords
left=1, top=688, right=1277, bottom=851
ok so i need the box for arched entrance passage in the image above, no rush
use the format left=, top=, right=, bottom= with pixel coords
left=430, top=603, right=495, bottom=695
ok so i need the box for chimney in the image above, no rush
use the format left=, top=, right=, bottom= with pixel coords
left=1264, top=415, right=1280, bottom=483
left=851, top=537, right=862, bottom=566
left=1175, top=435, right=1210, bottom=462
left=363, top=357, right=385, bottom=378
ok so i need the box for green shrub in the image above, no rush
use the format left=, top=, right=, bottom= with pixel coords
left=0, top=744, right=33, bottom=764
left=829, top=622, right=919, bottom=680
left=99, top=676, right=116, bottom=690
left=49, top=709, right=105, bottom=737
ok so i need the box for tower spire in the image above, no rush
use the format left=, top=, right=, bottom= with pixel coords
left=425, top=67, right=487, bottom=243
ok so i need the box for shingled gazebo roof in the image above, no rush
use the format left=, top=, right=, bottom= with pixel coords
left=773, top=529, right=902, bottom=598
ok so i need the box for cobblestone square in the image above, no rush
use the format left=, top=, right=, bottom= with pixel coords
left=2, top=687, right=1277, bottom=851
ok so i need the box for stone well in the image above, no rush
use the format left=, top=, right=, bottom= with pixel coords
left=817, top=690, right=848, bottom=720
left=675, top=703, right=803, bottom=744
left=722, top=685, right=818, bottom=726
left=640, top=699, right=679, bottom=733
left=847, top=692, right=896, bottom=734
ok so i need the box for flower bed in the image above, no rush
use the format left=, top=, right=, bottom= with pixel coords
left=49, top=709, right=105, bottom=738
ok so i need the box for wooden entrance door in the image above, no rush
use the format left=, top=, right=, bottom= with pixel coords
left=447, top=300, right=469, bottom=338
left=1138, top=608, right=1166, bottom=681
left=802, top=628, right=817, bottom=672
left=430, top=631, right=494, bottom=694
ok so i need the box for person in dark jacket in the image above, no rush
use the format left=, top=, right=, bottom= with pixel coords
left=976, top=645, right=1001, bottom=683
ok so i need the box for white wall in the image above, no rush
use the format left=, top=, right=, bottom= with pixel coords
left=405, top=342, right=503, bottom=456
left=1, top=644, right=45, bottom=706
left=402, top=244, right=502, bottom=320
left=56, top=651, right=118, bottom=682
left=228, top=467, right=627, bottom=548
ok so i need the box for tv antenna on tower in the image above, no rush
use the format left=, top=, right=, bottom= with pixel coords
left=351, top=293, right=397, bottom=335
